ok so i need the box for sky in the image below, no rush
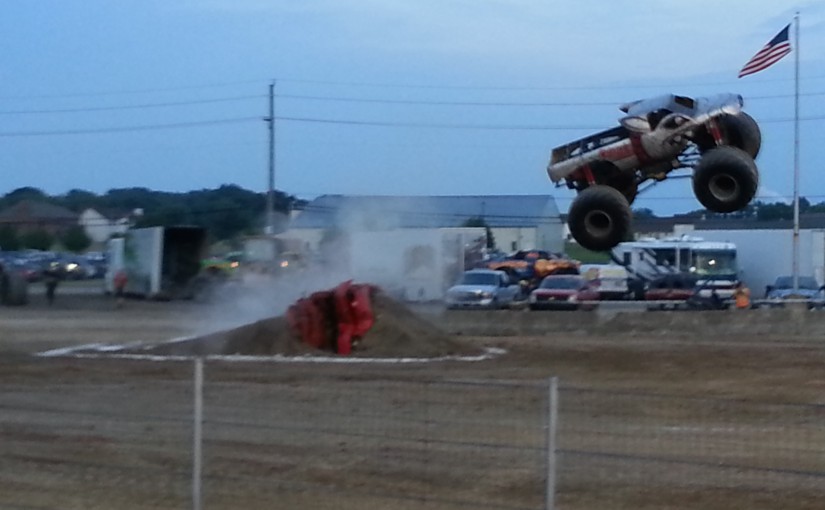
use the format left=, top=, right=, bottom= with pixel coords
left=0, top=0, right=823, bottom=216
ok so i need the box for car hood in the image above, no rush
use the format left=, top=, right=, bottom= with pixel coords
left=448, top=285, right=498, bottom=294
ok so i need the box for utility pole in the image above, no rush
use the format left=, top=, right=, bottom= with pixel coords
left=264, top=80, right=276, bottom=235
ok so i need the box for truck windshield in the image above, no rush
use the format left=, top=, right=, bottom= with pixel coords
left=540, top=277, right=582, bottom=290
left=691, top=250, right=737, bottom=276
left=774, top=276, right=819, bottom=290
left=460, top=273, right=498, bottom=286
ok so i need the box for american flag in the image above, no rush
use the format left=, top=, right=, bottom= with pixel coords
left=738, top=24, right=792, bottom=78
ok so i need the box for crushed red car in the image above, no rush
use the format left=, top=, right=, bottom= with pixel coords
left=286, top=281, right=376, bottom=355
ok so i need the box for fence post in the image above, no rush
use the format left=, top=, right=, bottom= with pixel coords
left=545, top=377, right=558, bottom=510
left=192, top=357, right=204, bottom=510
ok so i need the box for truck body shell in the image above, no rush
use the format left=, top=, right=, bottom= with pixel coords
left=106, top=226, right=208, bottom=299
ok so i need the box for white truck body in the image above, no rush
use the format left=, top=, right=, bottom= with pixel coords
left=612, top=236, right=740, bottom=298
left=346, top=228, right=486, bottom=302
left=579, top=263, right=629, bottom=299
left=106, top=226, right=207, bottom=299
left=692, top=228, right=825, bottom=298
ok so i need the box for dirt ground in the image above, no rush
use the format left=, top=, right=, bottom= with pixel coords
left=1, top=289, right=824, bottom=509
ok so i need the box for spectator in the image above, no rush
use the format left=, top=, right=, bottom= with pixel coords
left=733, top=282, right=751, bottom=310
left=113, top=269, right=128, bottom=308
left=42, top=262, right=62, bottom=307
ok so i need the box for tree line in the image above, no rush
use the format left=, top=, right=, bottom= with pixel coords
left=0, top=185, right=303, bottom=252
left=633, top=199, right=825, bottom=221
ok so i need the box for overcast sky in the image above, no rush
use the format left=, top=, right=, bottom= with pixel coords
left=1, top=0, right=823, bottom=215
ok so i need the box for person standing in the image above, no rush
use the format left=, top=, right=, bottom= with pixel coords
left=113, top=269, right=128, bottom=308
left=42, top=262, right=62, bottom=307
left=733, top=282, right=751, bottom=310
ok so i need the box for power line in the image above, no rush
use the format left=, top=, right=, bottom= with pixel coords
left=275, top=90, right=825, bottom=107
left=0, top=89, right=818, bottom=119
left=0, top=79, right=268, bottom=100
left=274, top=113, right=825, bottom=130
left=275, top=73, right=825, bottom=91
left=0, top=95, right=265, bottom=115
left=0, top=117, right=260, bottom=137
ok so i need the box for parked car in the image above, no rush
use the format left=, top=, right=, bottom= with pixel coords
left=644, top=273, right=697, bottom=310
left=528, top=275, right=599, bottom=311
left=444, top=269, right=522, bottom=309
left=763, top=276, right=824, bottom=309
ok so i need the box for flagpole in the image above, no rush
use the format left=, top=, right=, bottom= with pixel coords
left=792, top=12, right=800, bottom=291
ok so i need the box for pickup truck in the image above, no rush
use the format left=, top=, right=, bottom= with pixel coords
left=444, top=269, right=522, bottom=309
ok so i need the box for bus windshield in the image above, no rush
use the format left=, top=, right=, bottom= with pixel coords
left=691, top=250, right=737, bottom=276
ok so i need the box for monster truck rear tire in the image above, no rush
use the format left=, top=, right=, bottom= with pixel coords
left=591, top=162, right=638, bottom=205
left=695, top=113, right=761, bottom=159
left=612, top=173, right=638, bottom=205
left=693, top=146, right=758, bottom=213
left=568, top=185, right=632, bottom=252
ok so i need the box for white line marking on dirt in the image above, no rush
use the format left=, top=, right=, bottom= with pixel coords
left=36, top=345, right=507, bottom=364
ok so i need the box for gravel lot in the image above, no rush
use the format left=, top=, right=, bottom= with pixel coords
left=2, top=288, right=824, bottom=509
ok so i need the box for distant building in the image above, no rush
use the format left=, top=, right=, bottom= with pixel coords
left=0, top=200, right=78, bottom=236
left=283, top=194, right=564, bottom=253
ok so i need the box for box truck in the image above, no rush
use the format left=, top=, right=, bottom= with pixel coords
left=106, top=226, right=208, bottom=299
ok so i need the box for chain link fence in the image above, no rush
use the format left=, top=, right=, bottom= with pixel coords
left=1, top=358, right=824, bottom=510
left=558, top=387, right=825, bottom=509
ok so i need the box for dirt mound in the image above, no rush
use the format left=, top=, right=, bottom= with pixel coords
left=128, top=290, right=477, bottom=359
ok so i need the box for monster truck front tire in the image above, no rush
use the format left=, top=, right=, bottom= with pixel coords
left=726, top=112, right=761, bottom=159
left=695, top=113, right=761, bottom=159
left=568, top=185, right=632, bottom=252
left=693, top=146, right=758, bottom=213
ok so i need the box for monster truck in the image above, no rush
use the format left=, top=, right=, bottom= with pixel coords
left=547, top=93, right=761, bottom=251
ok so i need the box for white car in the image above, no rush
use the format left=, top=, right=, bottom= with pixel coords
left=445, top=269, right=521, bottom=309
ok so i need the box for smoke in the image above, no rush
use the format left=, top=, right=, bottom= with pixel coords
left=187, top=197, right=486, bottom=337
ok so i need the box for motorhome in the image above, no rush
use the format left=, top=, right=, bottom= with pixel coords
left=611, top=236, right=739, bottom=299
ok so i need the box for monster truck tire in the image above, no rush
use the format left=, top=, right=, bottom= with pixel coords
left=611, top=173, right=638, bottom=205
left=693, top=146, right=758, bottom=213
left=695, top=113, right=761, bottom=159
left=722, top=112, right=761, bottom=159
left=568, top=185, right=632, bottom=252
left=591, top=162, right=638, bottom=205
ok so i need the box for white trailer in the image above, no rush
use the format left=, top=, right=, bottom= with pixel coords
left=346, top=228, right=485, bottom=302
left=692, top=228, right=825, bottom=298
left=105, top=226, right=208, bottom=299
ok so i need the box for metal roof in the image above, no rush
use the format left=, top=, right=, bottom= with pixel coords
left=289, top=195, right=561, bottom=230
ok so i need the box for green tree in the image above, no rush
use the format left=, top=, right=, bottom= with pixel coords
left=0, top=225, right=20, bottom=251
left=62, top=225, right=92, bottom=253
left=20, top=229, right=54, bottom=251
left=59, top=189, right=100, bottom=213
left=1, top=187, right=49, bottom=209
left=632, top=207, right=656, bottom=218
left=462, top=216, right=496, bottom=249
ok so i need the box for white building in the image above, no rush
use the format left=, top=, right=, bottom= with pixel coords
left=280, top=194, right=564, bottom=254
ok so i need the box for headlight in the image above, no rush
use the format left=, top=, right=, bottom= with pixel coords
left=481, top=291, right=493, bottom=299
left=567, top=295, right=578, bottom=302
